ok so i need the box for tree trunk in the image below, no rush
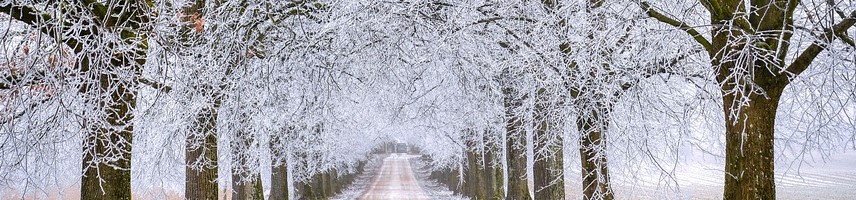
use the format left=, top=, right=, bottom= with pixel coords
left=232, top=173, right=264, bottom=200
left=503, top=84, right=531, bottom=200
left=270, top=131, right=289, bottom=200
left=253, top=175, right=265, bottom=199
left=314, top=173, right=326, bottom=199
left=721, top=87, right=783, bottom=200
left=77, top=1, right=148, bottom=198
left=179, top=1, right=220, bottom=199
left=81, top=71, right=137, bottom=200
left=533, top=88, right=564, bottom=200
left=270, top=163, right=288, bottom=200
left=325, top=169, right=337, bottom=197
left=484, top=130, right=505, bottom=200
left=708, top=2, right=796, bottom=199
left=465, top=142, right=486, bottom=200
left=299, top=172, right=328, bottom=200
left=577, top=105, right=614, bottom=200
left=232, top=123, right=263, bottom=200
left=186, top=107, right=219, bottom=200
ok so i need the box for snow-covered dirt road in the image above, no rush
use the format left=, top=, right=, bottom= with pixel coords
left=357, top=154, right=431, bottom=200
left=332, top=153, right=463, bottom=200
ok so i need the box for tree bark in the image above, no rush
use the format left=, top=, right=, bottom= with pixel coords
left=722, top=91, right=782, bottom=200
left=707, top=2, right=793, bottom=198
left=533, top=88, right=564, bottom=200
left=186, top=107, right=220, bottom=200
left=325, top=169, right=337, bottom=197
left=270, top=163, right=289, bottom=200
left=73, top=1, right=149, bottom=199
left=299, top=173, right=326, bottom=199
left=576, top=103, right=614, bottom=200
left=713, top=38, right=788, bottom=199
left=232, top=173, right=264, bottom=200
left=484, top=130, right=505, bottom=200
left=503, top=82, right=531, bottom=200
left=464, top=132, right=487, bottom=199
left=270, top=129, right=290, bottom=200
left=179, top=1, right=220, bottom=199
left=571, top=2, right=615, bottom=199
left=81, top=70, right=137, bottom=200
left=232, top=122, right=264, bottom=200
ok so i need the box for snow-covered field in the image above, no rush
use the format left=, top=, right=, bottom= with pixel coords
left=563, top=151, right=856, bottom=199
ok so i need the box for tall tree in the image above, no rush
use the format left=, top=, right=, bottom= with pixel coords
left=185, top=105, right=220, bottom=200
left=463, top=129, right=487, bottom=199
left=484, top=129, right=505, bottom=200
left=533, top=86, right=565, bottom=200
left=180, top=0, right=281, bottom=198
left=231, top=112, right=264, bottom=200
left=642, top=1, right=856, bottom=199
left=175, top=1, right=220, bottom=199
left=270, top=126, right=293, bottom=200
left=501, top=67, right=531, bottom=200
left=1, top=1, right=151, bottom=199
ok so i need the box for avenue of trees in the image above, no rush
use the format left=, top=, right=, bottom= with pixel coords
left=0, top=0, right=854, bottom=200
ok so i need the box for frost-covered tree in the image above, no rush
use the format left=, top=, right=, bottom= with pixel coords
left=444, top=1, right=697, bottom=199
left=1, top=0, right=853, bottom=199
left=0, top=1, right=155, bottom=199
left=642, top=0, right=856, bottom=199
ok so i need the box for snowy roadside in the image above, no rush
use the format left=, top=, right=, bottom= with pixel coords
left=331, top=154, right=388, bottom=200
left=409, top=156, right=468, bottom=200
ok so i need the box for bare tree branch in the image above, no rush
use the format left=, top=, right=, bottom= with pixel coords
left=639, top=1, right=713, bottom=54
left=0, top=4, right=85, bottom=52
left=137, top=77, right=173, bottom=93
left=786, top=10, right=856, bottom=78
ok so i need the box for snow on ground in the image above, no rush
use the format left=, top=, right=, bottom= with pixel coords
left=565, top=151, right=856, bottom=199
left=409, top=156, right=468, bottom=200
left=358, top=154, right=431, bottom=199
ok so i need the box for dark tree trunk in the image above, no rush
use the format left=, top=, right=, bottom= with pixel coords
left=708, top=2, right=793, bottom=198
left=430, top=167, right=460, bottom=193
left=232, top=123, right=263, bottom=200
left=576, top=104, right=614, bottom=200
left=573, top=2, right=615, bottom=199
left=464, top=136, right=486, bottom=200
left=297, top=176, right=312, bottom=199
left=253, top=175, right=265, bottom=199
left=179, top=1, right=220, bottom=199
left=81, top=71, right=137, bottom=200
left=719, top=71, right=785, bottom=200
left=314, top=174, right=322, bottom=199
left=484, top=130, right=505, bottom=200
left=76, top=1, right=148, bottom=199
left=270, top=131, right=290, bottom=200
left=437, top=165, right=462, bottom=193
left=533, top=88, right=564, bottom=200
left=270, top=163, right=288, bottom=200
left=503, top=84, right=530, bottom=200
left=232, top=174, right=264, bottom=200
left=186, top=107, right=220, bottom=200
left=325, top=169, right=337, bottom=197
left=298, top=168, right=334, bottom=200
